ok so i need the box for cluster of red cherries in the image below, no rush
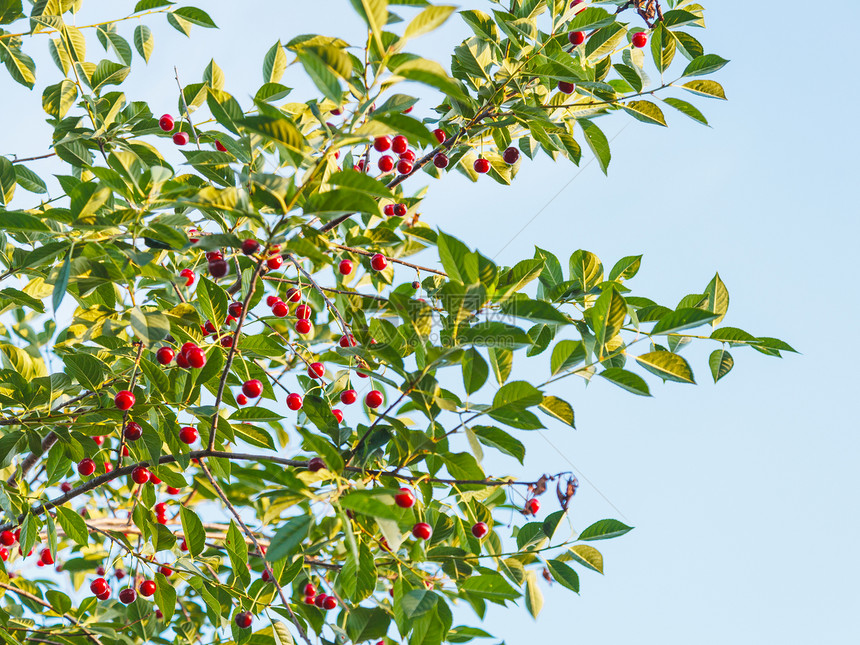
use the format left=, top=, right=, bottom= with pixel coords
left=158, top=113, right=228, bottom=153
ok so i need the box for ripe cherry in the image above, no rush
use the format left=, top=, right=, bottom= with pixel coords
left=235, top=612, right=253, bottom=629
left=267, top=255, right=283, bottom=270
left=180, top=540, right=188, bottom=551
left=474, top=158, right=490, bottom=173
left=503, top=146, right=520, bottom=164
left=296, top=319, right=312, bottom=334
left=215, top=140, right=227, bottom=152
left=308, top=362, right=325, bottom=379
left=242, top=379, right=263, bottom=398
left=40, top=548, right=54, bottom=565
left=119, top=588, right=137, bottom=604
left=114, top=390, right=135, bottom=411
left=205, top=251, right=223, bottom=262
left=365, top=390, right=383, bottom=408
left=432, top=128, right=446, bottom=143
left=396, top=159, right=413, bottom=175
left=0, top=548, right=7, bottom=561
left=339, top=334, right=356, bottom=348
left=166, top=486, right=180, bottom=495
left=287, top=393, right=303, bottom=410
left=96, top=589, right=111, bottom=601
left=272, top=302, right=289, bottom=317
left=179, top=268, right=194, bottom=286
left=332, top=409, right=344, bottom=423
left=303, top=595, right=316, bottom=604
left=96, top=566, right=105, bottom=576
left=433, top=153, right=449, bottom=168
left=295, top=304, right=311, bottom=320
left=179, top=426, right=198, bottom=445
left=394, top=488, right=415, bottom=508
left=632, top=31, right=648, bottom=48
left=220, top=335, right=233, bottom=348
left=155, top=346, right=175, bottom=365
left=262, top=569, right=272, bottom=583
left=158, top=114, right=174, bottom=132
left=568, top=31, right=585, bottom=45
left=241, top=238, right=260, bottom=255
left=373, top=136, right=391, bottom=152
left=60, top=482, right=72, bottom=493
left=208, top=259, right=229, bottom=278
left=378, top=155, right=395, bottom=172
left=557, top=81, right=575, bottom=94
left=78, top=458, right=95, bottom=476
left=0, top=531, right=14, bottom=546
left=383, top=203, right=395, bottom=217
left=370, top=254, right=387, bottom=271
left=186, top=347, right=206, bottom=369
left=412, top=522, right=432, bottom=540
left=399, top=149, right=416, bottom=163
left=124, top=422, right=142, bottom=441
left=175, top=353, right=191, bottom=369
left=93, top=436, right=104, bottom=446
left=338, top=259, right=353, bottom=275
left=203, top=320, right=217, bottom=336
left=285, top=287, right=301, bottom=303
left=266, top=295, right=280, bottom=307
left=90, top=578, right=109, bottom=595
left=471, top=522, right=489, bottom=538
left=308, top=457, right=326, bottom=472
left=391, top=135, right=408, bottom=154
left=412, top=280, right=420, bottom=289
left=160, top=565, right=173, bottom=576
left=322, top=596, right=337, bottom=610
left=132, top=467, right=150, bottom=485
left=393, top=203, right=407, bottom=217
left=340, top=389, right=357, bottom=405
left=525, top=498, right=541, bottom=515
left=228, top=301, right=243, bottom=318
left=173, top=132, right=189, bottom=146
left=140, top=580, right=156, bottom=597
left=304, top=583, right=316, bottom=596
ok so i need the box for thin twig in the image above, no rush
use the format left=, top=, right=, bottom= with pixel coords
left=0, top=582, right=104, bottom=645
left=285, top=253, right=351, bottom=336
left=174, top=66, right=201, bottom=150
left=331, top=244, right=447, bottom=277
left=116, top=342, right=145, bottom=469
left=9, top=152, right=56, bottom=164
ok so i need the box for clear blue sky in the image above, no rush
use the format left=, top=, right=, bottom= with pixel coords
left=2, top=1, right=858, bottom=642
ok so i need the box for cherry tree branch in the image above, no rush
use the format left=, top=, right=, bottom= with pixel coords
left=0, top=582, right=104, bottom=645
left=285, top=252, right=350, bottom=335
left=331, top=244, right=447, bottom=277
left=174, top=67, right=201, bottom=150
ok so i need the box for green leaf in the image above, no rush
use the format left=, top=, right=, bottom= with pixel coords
left=403, top=5, right=456, bottom=40
left=352, top=0, right=387, bottom=52
left=368, top=112, right=436, bottom=147
left=550, top=340, right=585, bottom=375
left=591, top=288, right=626, bottom=351
left=133, top=25, right=154, bottom=63
left=0, top=41, right=36, bottom=88
left=173, top=6, right=217, bottom=27
left=196, top=277, right=228, bottom=329
left=681, top=79, right=727, bottom=100
left=608, top=255, right=642, bottom=281
left=538, top=396, right=575, bottom=428
left=241, top=115, right=304, bottom=150
left=492, top=381, right=542, bottom=409
left=460, top=574, right=520, bottom=602
left=578, top=519, right=633, bottom=541
left=52, top=246, right=71, bottom=313
left=651, top=308, right=719, bottom=335
left=56, top=506, right=88, bottom=546
left=579, top=119, right=610, bottom=174
left=704, top=272, right=729, bottom=325
left=622, top=100, right=667, bottom=127
left=709, top=327, right=758, bottom=344
left=46, top=590, right=72, bottom=614
left=683, top=54, right=729, bottom=77
left=635, top=351, right=695, bottom=384
left=154, top=572, right=176, bottom=622
left=547, top=559, right=580, bottom=593
left=663, top=97, right=708, bottom=125
left=0, top=157, right=15, bottom=206
left=129, top=307, right=171, bottom=344
left=391, top=57, right=468, bottom=101
left=263, top=40, right=287, bottom=83
left=524, top=570, right=543, bottom=618
left=42, top=80, right=78, bottom=118
left=569, top=7, right=615, bottom=31
left=472, top=425, right=525, bottom=464
left=180, top=506, right=206, bottom=556
left=91, top=59, right=131, bottom=90
left=462, top=347, right=488, bottom=395
left=340, top=490, right=405, bottom=521
left=266, top=515, right=313, bottom=562
left=599, top=368, right=650, bottom=396
left=569, top=544, right=604, bottom=573
left=14, top=164, right=47, bottom=194
left=709, top=348, right=733, bottom=383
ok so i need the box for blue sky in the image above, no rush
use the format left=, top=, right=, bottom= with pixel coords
left=2, top=0, right=858, bottom=642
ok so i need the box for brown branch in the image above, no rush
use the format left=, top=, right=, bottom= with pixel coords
left=10, top=152, right=56, bottom=164
left=0, top=582, right=104, bottom=645
left=262, top=276, right=389, bottom=303
left=331, top=244, right=447, bottom=277
left=285, top=253, right=350, bottom=335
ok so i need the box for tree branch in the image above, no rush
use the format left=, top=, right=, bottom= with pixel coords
left=0, top=582, right=104, bottom=645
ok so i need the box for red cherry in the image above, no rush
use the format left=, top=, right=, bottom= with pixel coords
left=156, top=609, right=164, bottom=619
left=304, top=595, right=316, bottom=604
left=412, top=522, right=432, bottom=540
left=399, top=149, right=416, bottom=163
left=96, top=566, right=105, bottom=576
left=296, top=319, right=312, bottom=335
left=235, top=611, right=253, bottom=629
left=179, top=426, right=198, bottom=445
left=179, top=268, right=194, bottom=286
left=295, top=304, right=311, bottom=320
left=93, top=436, right=104, bottom=446
left=121, top=446, right=129, bottom=457
left=568, top=31, right=585, bottom=45
left=391, top=135, right=408, bottom=154
left=119, top=588, right=137, bottom=604
left=60, top=482, right=72, bottom=493
left=370, top=254, right=387, bottom=271
left=373, top=136, right=391, bottom=152
left=396, top=159, right=413, bottom=175
left=242, top=379, right=263, bottom=398
left=557, top=81, right=575, bottom=94
left=173, top=132, right=189, bottom=146
left=205, top=251, right=223, bottom=262
left=180, top=540, right=188, bottom=551
left=241, top=238, right=260, bottom=255
left=314, top=594, right=327, bottom=608
left=433, top=153, right=449, bottom=168
left=220, top=336, right=233, bottom=348
left=632, top=31, right=648, bottom=48
left=340, top=389, right=357, bottom=405
left=471, top=522, right=489, bottom=538
left=308, top=362, right=325, bottom=379
left=78, top=458, right=95, bottom=476
left=393, top=203, right=407, bottom=217
left=0, top=531, right=13, bottom=546
left=202, top=320, right=217, bottom=336
left=287, top=393, right=303, bottom=410
left=383, top=203, right=395, bottom=217
left=322, top=596, right=337, bottom=611
left=166, top=486, right=180, bottom=495
left=160, top=565, right=173, bottom=576
left=236, top=393, right=248, bottom=406
left=96, top=589, right=111, bottom=600
left=215, top=140, right=227, bottom=152
left=394, top=488, right=415, bottom=508
left=332, top=409, right=344, bottom=423
left=365, top=390, right=383, bottom=408
left=266, top=295, right=280, bottom=307
left=139, top=580, right=156, bottom=597
left=124, top=422, right=142, bottom=441
left=131, top=466, right=150, bottom=485
left=308, top=457, right=326, bottom=472
left=503, top=147, right=520, bottom=164
left=304, top=583, right=316, bottom=596
left=40, top=548, right=54, bottom=565
left=338, top=259, right=353, bottom=275
left=155, top=502, right=167, bottom=514
left=285, top=288, right=302, bottom=303
left=525, top=498, right=541, bottom=515
left=412, top=280, right=420, bottom=289
left=432, top=128, right=446, bottom=143
left=114, top=390, right=135, bottom=411
left=272, top=302, right=289, bottom=317
left=228, top=301, right=243, bottom=318
left=339, top=334, right=356, bottom=348
left=378, top=155, right=394, bottom=172
left=208, top=259, right=229, bottom=278
left=90, top=577, right=109, bottom=595
left=262, top=569, right=272, bottom=583
left=403, top=105, right=413, bottom=114
left=181, top=342, right=198, bottom=354
left=155, top=347, right=175, bottom=365
left=158, top=114, right=174, bottom=132
left=0, top=548, right=6, bottom=561
left=185, top=347, right=206, bottom=369
left=474, top=158, right=490, bottom=173
left=267, top=255, right=283, bottom=270
left=175, top=352, right=191, bottom=369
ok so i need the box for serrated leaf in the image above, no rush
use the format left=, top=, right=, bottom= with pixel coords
left=635, top=350, right=695, bottom=384
left=599, top=367, right=650, bottom=396
left=704, top=273, right=729, bottom=325
left=538, top=396, right=575, bottom=428
left=524, top=570, right=543, bottom=618
left=154, top=572, right=176, bottom=622
left=622, top=100, right=667, bottom=127
left=547, top=559, right=580, bottom=593
left=267, top=515, right=312, bottom=562
left=569, top=544, right=604, bottom=573
left=13, top=164, right=47, bottom=194
left=134, top=25, right=154, bottom=62
left=263, top=40, right=287, bottom=83
left=180, top=506, right=206, bottom=556
left=173, top=6, right=217, bottom=27
left=663, top=97, right=708, bottom=125
left=651, top=308, right=718, bottom=335
left=681, top=79, right=726, bottom=100
left=579, top=119, right=610, bottom=174
left=709, top=348, right=733, bottom=383
left=56, top=506, right=88, bottom=546
left=683, top=54, right=729, bottom=77
left=403, top=5, right=456, bottom=40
